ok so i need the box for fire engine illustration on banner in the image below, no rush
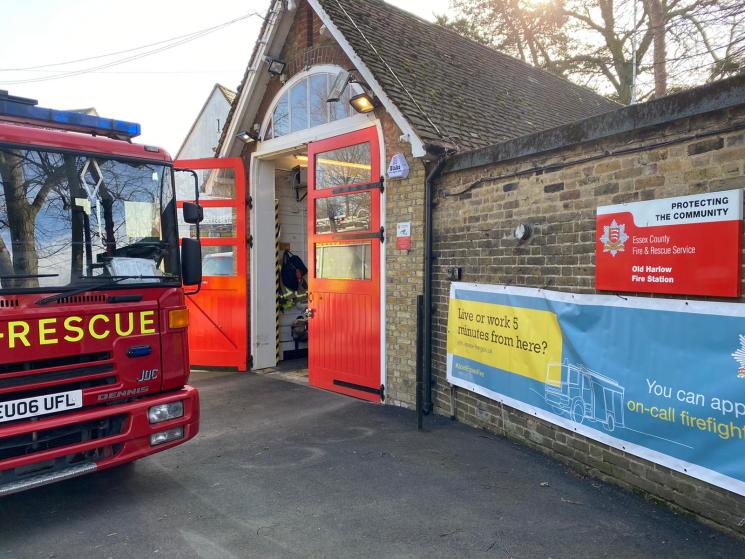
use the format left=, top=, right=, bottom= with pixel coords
left=595, top=188, right=743, bottom=297
left=543, top=362, right=625, bottom=433
left=446, top=283, right=745, bottom=496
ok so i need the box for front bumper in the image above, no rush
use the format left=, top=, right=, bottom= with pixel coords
left=0, top=385, right=199, bottom=496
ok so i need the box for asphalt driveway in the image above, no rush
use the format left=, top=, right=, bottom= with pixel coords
left=0, top=369, right=742, bottom=558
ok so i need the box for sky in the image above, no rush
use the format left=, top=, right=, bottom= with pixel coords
left=0, top=0, right=452, bottom=155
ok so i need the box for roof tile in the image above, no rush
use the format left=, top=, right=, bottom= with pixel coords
left=317, top=0, right=621, bottom=150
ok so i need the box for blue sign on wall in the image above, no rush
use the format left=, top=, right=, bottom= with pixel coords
left=446, top=283, right=745, bottom=495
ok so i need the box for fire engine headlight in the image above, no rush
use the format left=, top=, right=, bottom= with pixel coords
left=148, top=401, right=184, bottom=424
left=150, top=427, right=184, bottom=446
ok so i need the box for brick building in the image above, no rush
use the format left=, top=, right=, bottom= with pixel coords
left=431, top=77, right=745, bottom=534
left=190, top=0, right=745, bottom=536
left=210, top=0, right=615, bottom=397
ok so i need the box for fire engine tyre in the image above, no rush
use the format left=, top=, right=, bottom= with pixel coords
left=571, top=399, right=586, bottom=424
left=606, top=414, right=616, bottom=432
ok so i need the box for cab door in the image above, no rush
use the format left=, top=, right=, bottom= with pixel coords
left=175, top=158, right=248, bottom=371
left=306, top=127, right=382, bottom=401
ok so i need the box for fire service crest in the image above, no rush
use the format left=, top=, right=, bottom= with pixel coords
left=600, top=219, right=628, bottom=256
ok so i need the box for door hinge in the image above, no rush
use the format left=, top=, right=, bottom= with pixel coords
left=248, top=235, right=254, bottom=248
left=248, top=195, right=253, bottom=210
left=330, top=226, right=385, bottom=243
left=332, top=379, right=385, bottom=400
left=331, top=176, right=385, bottom=195
left=248, top=355, right=254, bottom=369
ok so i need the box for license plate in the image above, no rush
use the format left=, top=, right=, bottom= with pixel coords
left=0, top=390, right=83, bottom=423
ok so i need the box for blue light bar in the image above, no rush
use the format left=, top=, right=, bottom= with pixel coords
left=0, top=90, right=141, bottom=139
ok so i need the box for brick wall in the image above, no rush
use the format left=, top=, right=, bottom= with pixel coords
left=431, top=104, right=745, bottom=535
left=377, top=111, right=427, bottom=407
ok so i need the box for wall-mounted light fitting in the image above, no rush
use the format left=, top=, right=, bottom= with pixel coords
left=350, top=91, right=378, bottom=114
left=326, top=69, right=379, bottom=114
left=265, top=56, right=286, bottom=76
left=514, top=223, right=532, bottom=241
left=236, top=129, right=260, bottom=144
left=327, top=70, right=352, bottom=103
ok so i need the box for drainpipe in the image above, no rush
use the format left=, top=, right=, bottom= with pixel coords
left=421, top=152, right=449, bottom=416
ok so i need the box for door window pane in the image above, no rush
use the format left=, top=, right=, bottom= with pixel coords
left=178, top=207, right=236, bottom=238
left=202, top=245, right=236, bottom=276
left=176, top=168, right=236, bottom=201
left=315, top=143, right=371, bottom=189
left=315, top=192, right=371, bottom=234
left=290, top=80, right=308, bottom=132
left=315, top=242, right=371, bottom=280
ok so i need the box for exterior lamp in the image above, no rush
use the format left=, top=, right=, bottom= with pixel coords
left=236, top=130, right=260, bottom=143
left=350, top=91, right=377, bottom=114
left=265, top=57, right=287, bottom=76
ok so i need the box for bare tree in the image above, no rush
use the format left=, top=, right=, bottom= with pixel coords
left=439, top=0, right=745, bottom=103
left=0, top=149, right=66, bottom=288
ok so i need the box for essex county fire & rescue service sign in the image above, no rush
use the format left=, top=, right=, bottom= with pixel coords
left=595, top=189, right=744, bottom=297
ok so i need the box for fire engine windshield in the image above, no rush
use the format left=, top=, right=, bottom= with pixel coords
left=0, top=146, right=179, bottom=292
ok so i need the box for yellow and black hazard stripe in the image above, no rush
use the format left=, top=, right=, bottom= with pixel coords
left=275, top=198, right=281, bottom=365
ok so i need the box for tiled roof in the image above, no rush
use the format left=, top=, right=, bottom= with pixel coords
left=316, top=0, right=621, bottom=151
left=217, top=84, right=236, bottom=104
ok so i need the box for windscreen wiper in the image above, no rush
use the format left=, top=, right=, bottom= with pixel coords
left=0, top=274, right=59, bottom=279
left=35, top=275, right=178, bottom=306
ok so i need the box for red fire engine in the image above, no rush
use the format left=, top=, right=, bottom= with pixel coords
left=0, top=91, right=202, bottom=495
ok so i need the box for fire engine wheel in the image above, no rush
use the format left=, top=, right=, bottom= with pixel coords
left=571, top=399, right=585, bottom=424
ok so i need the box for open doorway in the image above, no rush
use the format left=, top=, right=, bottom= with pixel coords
left=273, top=150, right=310, bottom=376
left=251, top=124, right=385, bottom=402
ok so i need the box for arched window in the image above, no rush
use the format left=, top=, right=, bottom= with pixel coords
left=263, top=67, right=362, bottom=140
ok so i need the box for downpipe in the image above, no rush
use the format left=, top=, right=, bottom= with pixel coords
left=421, top=154, right=449, bottom=418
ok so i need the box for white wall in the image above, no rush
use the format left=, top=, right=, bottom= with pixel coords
left=177, top=87, right=232, bottom=160
left=276, top=167, right=308, bottom=358
left=251, top=158, right=278, bottom=370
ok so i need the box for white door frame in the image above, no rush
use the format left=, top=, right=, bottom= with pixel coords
left=249, top=115, right=388, bottom=393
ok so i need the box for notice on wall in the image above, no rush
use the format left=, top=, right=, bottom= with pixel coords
left=396, top=221, right=412, bottom=251
left=595, top=189, right=743, bottom=297
left=447, top=282, right=745, bottom=496
left=387, top=153, right=409, bottom=179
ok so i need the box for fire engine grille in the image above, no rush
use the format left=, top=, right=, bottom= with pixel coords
left=0, top=352, right=116, bottom=401
left=0, top=351, right=111, bottom=375
left=0, top=376, right=117, bottom=405
left=47, top=294, right=107, bottom=305
left=0, top=414, right=127, bottom=462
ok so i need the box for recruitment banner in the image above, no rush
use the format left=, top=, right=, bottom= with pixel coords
left=595, top=189, right=743, bottom=297
left=446, top=283, right=745, bottom=495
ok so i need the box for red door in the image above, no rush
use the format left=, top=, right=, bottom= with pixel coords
left=175, top=158, right=248, bottom=371
left=307, top=127, right=382, bottom=401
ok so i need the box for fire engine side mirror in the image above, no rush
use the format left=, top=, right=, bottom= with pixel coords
left=182, top=201, right=203, bottom=225
left=181, top=237, right=202, bottom=288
